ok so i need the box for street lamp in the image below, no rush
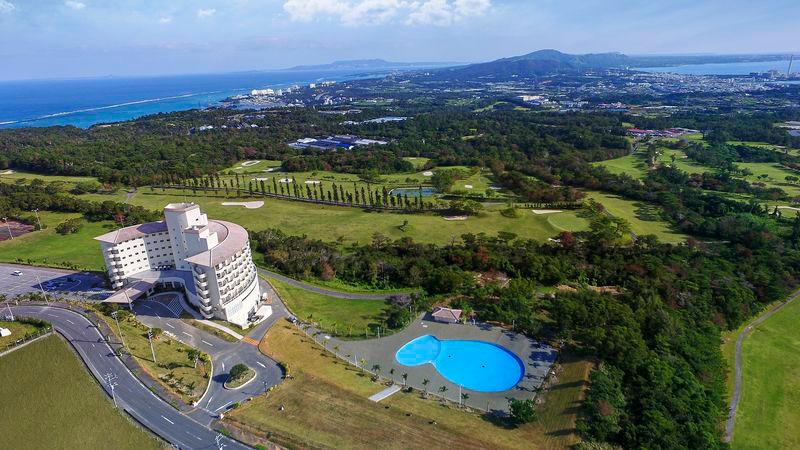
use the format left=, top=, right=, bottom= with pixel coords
left=32, top=209, right=42, bottom=231
left=147, top=328, right=157, bottom=364
left=2, top=217, right=12, bottom=240
left=111, top=310, right=126, bottom=348
left=34, top=274, right=50, bottom=305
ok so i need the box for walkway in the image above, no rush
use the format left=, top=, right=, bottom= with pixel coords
left=368, top=385, right=401, bottom=402
left=725, top=289, right=800, bottom=442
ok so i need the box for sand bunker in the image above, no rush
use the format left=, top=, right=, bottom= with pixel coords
left=443, top=216, right=468, bottom=221
left=305, top=180, right=321, bottom=185
left=0, top=170, right=14, bottom=175
left=222, top=201, right=264, bottom=209
left=252, top=177, right=270, bottom=181
left=240, top=160, right=261, bottom=167
left=532, top=209, right=563, bottom=215
left=464, top=184, right=473, bottom=189
left=279, top=178, right=294, bottom=183
left=264, top=168, right=276, bottom=172
left=422, top=171, right=434, bottom=177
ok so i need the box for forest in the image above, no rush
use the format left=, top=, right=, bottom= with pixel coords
left=4, top=102, right=800, bottom=449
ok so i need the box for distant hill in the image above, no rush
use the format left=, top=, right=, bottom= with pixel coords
left=434, top=49, right=632, bottom=79
left=286, top=59, right=457, bottom=71
left=431, top=49, right=793, bottom=79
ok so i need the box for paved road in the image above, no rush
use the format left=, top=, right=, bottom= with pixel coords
left=8, top=305, right=250, bottom=450
left=132, top=293, right=285, bottom=425
left=725, top=289, right=800, bottom=442
left=258, top=267, right=410, bottom=300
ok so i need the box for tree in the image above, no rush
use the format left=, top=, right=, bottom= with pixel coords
left=422, top=378, right=430, bottom=396
left=229, top=363, right=249, bottom=381
left=448, top=199, right=483, bottom=216
left=402, top=373, right=408, bottom=386
left=509, top=398, right=537, bottom=425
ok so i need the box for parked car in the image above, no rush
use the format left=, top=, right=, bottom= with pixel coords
left=11, top=270, right=22, bottom=276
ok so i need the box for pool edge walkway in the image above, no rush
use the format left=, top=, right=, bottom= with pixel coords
left=369, top=384, right=402, bottom=403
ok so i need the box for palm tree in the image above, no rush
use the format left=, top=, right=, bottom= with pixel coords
left=372, top=364, right=381, bottom=377
left=461, top=393, right=470, bottom=408
left=359, top=358, right=366, bottom=372
left=402, top=373, right=408, bottom=386
left=439, top=385, right=448, bottom=402
left=422, top=378, right=430, bottom=396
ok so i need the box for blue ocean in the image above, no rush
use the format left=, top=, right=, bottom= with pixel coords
left=638, top=59, right=795, bottom=75
left=0, top=70, right=382, bottom=129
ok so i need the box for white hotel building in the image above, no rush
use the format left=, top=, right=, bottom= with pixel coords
left=95, top=203, right=265, bottom=327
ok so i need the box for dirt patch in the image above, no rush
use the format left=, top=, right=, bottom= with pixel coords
left=0, top=220, right=35, bottom=241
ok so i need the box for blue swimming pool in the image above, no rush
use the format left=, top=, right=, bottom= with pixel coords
left=395, top=335, right=524, bottom=392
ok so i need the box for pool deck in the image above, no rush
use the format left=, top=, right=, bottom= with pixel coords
left=306, top=314, right=557, bottom=413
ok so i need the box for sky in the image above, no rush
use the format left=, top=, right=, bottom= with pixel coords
left=1, top=0, right=799, bottom=81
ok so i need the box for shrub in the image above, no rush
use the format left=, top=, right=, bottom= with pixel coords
left=229, top=363, right=249, bottom=381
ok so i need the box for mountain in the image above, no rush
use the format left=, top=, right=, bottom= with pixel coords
left=286, top=59, right=457, bottom=71
left=434, top=49, right=632, bottom=79
left=432, top=49, right=794, bottom=79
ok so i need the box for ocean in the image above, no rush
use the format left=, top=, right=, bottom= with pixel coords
left=0, top=69, right=384, bottom=129
left=637, top=59, right=795, bottom=76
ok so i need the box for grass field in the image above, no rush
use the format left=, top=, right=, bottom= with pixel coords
left=268, top=277, right=391, bottom=337
left=224, top=322, right=590, bottom=449
left=93, top=308, right=210, bottom=404
left=0, top=170, right=98, bottom=186
left=0, top=335, right=162, bottom=449
left=0, top=320, right=46, bottom=348
left=585, top=191, right=687, bottom=243
left=0, top=212, right=111, bottom=271
left=127, top=190, right=588, bottom=246
left=730, top=297, right=800, bottom=449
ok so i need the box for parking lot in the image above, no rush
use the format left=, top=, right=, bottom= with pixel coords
left=0, top=263, right=109, bottom=300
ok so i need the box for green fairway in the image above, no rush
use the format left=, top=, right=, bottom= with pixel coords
left=267, top=277, right=391, bottom=338
left=732, top=297, right=800, bottom=449
left=126, top=190, right=587, bottom=246
left=0, top=213, right=111, bottom=271
left=0, top=320, right=48, bottom=349
left=0, top=170, right=98, bottom=185
left=0, top=335, right=162, bottom=449
left=586, top=191, right=687, bottom=243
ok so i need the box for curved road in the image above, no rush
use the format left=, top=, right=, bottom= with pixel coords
left=725, top=289, right=800, bottom=442
left=258, top=268, right=416, bottom=300
left=10, top=305, right=250, bottom=450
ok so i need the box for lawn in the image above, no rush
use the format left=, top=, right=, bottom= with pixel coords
left=0, top=170, right=98, bottom=186
left=224, top=322, right=590, bottom=449
left=730, top=297, right=800, bottom=449
left=0, top=212, right=111, bottom=271
left=127, top=190, right=588, bottom=246
left=0, top=319, right=47, bottom=349
left=93, top=307, right=211, bottom=404
left=268, top=277, right=391, bottom=338
left=585, top=191, right=687, bottom=243
left=0, top=335, right=163, bottom=449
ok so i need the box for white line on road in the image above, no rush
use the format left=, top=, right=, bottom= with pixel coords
left=221, top=362, right=225, bottom=370
left=182, top=331, right=192, bottom=337
left=66, top=319, right=74, bottom=324
left=214, top=402, right=232, bottom=413
left=165, top=323, right=175, bottom=329
left=201, top=340, right=213, bottom=346
left=256, top=362, right=266, bottom=368
left=161, top=415, right=175, bottom=425
left=205, top=395, right=214, bottom=407
left=186, top=431, right=203, bottom=441
left=141, top=304, right=151, bottom=310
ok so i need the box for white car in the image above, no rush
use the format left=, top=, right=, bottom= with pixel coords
left=11, top=270, right=22, bottom=276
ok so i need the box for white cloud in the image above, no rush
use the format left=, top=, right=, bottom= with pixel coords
left=159, top=16, right=173, bottom=24
left=197, top=8, right=216, bottom=18
left=64, top=1, right=86, bottom=10
left=0, top=0, right=14, bottom=14
left=283, top=0, right=490, bottom=26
